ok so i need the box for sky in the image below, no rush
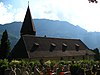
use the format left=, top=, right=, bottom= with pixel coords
left=0, top=0, right=100, bottom=32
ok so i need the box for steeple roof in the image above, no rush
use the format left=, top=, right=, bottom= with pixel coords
left=20, top=5, right=36, bottom=36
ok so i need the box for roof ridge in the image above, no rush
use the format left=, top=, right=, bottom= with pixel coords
left=22, top=35, right=80, bottom=40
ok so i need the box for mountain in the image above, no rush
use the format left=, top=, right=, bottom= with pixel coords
left=0, top=19, right=100, bottom=50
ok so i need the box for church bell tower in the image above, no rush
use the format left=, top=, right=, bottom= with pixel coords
left=20, top=5, right=36, bottom=36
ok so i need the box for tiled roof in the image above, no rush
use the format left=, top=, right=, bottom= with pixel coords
left=10, top=35, right=95, bottom=59
left=22, top=35, right=89, bottom=52
left=9, top=38, right=29, bottom=58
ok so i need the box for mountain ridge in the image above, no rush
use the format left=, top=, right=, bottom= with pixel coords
left=0, top=19, right=100, bottom=50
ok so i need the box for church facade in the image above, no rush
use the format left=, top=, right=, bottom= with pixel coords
left=9, top=6, right=95, bottom=60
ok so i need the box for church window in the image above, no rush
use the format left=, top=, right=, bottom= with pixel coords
left=49, top=43, right=56, bottom=52
left=62, top=43, right=67, bottom=52
left=30, top=43, right=39, bottom=52
left=75, top=44, right=80, bottom=51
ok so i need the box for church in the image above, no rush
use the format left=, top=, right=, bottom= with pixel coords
left=9, top=5, right=95, bottom=60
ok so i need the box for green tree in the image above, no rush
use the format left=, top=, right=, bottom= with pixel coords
left=0, top=30, right=11, bottom=59
left=92, top=48, right=100, bottom=60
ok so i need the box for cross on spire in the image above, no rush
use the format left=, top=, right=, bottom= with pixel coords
left=28, top=1, right=29, bottom=6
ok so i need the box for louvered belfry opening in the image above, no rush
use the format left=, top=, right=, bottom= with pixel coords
left=49, top=43, right=56, bottom=52
left=62, top=43, right=67, bottom=52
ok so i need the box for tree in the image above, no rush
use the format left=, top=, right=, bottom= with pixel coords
left=0, top=30, right=11, bottom=59
left=92, top=48, right=100, bottom=60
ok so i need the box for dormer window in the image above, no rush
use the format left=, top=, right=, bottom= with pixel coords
left=75, top=44, right=80, bottom=51
left=30, top=43, right=39, bottom=52
left=62, top=43, right=67, bottom=52
left=49, top=43, right=56, bottom=52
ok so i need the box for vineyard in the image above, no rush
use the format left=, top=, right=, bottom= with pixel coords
left=0, top=59, right=100, bottom=75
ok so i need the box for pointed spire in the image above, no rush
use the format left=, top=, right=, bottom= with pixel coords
left=20, top=4, right=36, bottom=36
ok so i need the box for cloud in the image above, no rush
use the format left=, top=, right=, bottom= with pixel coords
left=0, top=2, right=14, bottom=24
left=30, top=0, right=100, bottom=32
left=0, top=0, right=100, bottom=32
left=14, top=8, right=25, bottom=22
left=0, top=2, right=26, bottom=24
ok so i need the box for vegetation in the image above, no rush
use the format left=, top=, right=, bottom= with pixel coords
left=0, top=59, right=99, bottom=75
left=92, top=48, right=100, bottom=61
left=0, top=30, right=11, bottom=59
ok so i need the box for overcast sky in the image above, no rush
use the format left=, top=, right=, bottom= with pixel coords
left=0, top=0, right=100, bottom=32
